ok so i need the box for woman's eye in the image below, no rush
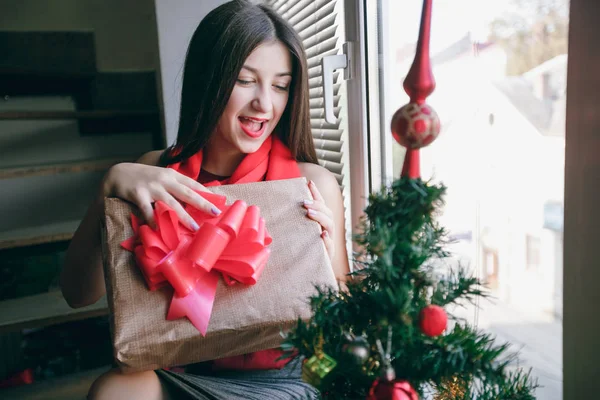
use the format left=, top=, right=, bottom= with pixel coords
left=237, top=79, right=253, bottom=85
left=274, top=84, right=289, bottom=91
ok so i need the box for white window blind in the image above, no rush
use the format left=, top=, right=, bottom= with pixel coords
left=264, top=0, right=347, bottom=189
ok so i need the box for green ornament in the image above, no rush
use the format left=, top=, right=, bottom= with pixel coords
left=302, top=353, right=337, bottom=387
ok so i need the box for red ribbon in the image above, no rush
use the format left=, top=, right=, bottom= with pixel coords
left=121, top=191, right=272, bottom=336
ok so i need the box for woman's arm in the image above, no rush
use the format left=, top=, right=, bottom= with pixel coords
left=59, top=151, right=162, bottom=308
left=298, top=163, right=351, bottom=283
left=60, top=150, right=218, bottom=308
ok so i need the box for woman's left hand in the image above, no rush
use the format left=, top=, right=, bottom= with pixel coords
left=303, top=180, right=335, bottom=261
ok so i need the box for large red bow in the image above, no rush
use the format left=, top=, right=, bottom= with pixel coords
left=121, top=192, right=272, bottom=336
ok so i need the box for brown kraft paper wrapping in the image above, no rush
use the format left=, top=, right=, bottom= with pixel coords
left=101, top=177, right=337, bottom=373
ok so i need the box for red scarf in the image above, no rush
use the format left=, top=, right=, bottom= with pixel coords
left=168, top=134, right=300, bottom=371
left=168, top=135, right=301, bottom=185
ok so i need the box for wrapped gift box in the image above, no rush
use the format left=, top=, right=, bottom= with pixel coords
left=102, top=177, right=337, bottom=373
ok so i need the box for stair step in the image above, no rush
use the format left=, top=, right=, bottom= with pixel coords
left=0, top=220, right=80, bottom=250
left=0, top=31, right=97, bottom=77
left=0, top=109, right=161, bottom=135
left=0, top=156, right=136, bottom=180
left=0, top=291, right=109, bottom=334
left=0, top=366, right=109, bottom=400
left=0, top=109, right=157, bottom=120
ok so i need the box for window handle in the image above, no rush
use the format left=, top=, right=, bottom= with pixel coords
left=321, top=42, right=353, bottom=124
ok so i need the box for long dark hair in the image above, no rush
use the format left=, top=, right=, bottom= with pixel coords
left=159, top=0, right=317, bottom=167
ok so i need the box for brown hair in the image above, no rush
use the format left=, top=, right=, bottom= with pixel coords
left=159, top=0, right=317, bottom=167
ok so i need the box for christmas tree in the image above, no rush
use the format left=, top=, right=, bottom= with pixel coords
left=282, top=1, right=539, bottom=399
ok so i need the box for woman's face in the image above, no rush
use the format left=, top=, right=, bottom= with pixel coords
left=214, top=40, right=293, bottom=155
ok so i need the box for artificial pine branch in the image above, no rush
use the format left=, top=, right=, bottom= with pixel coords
left=431, top=267, right=488, bottom=307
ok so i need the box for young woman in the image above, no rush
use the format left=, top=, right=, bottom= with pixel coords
left=60, top=1, right=350, bottom=399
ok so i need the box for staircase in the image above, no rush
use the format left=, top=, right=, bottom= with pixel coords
left=0, top=30, right=163, bottom=398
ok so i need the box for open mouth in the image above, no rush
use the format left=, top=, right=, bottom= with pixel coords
left=238, top=116, right=268, bottom=138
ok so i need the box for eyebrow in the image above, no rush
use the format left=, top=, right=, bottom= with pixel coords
left=241, top=65, right=292, bottom=77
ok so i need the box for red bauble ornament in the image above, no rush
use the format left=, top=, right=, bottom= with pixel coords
left=392, top=0, right=438, bottom=179
left=419, top=305, right=448, bottom=337
left=391, top=102, right=440, bottom=150
left=367, top=379, right=419, bottom=400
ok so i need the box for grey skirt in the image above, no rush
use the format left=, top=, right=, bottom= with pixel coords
left=156, top=357, right=319, bottom=400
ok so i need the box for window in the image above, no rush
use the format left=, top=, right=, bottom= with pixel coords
left=373, top=1, right=567, bottom=399
left=526, top=234, right=542, bottom=270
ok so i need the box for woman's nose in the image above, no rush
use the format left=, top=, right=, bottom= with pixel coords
left=251, top=87, right=273, bottom=114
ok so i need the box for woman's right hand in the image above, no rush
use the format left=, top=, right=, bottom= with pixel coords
left=103, top=162, right=220, bottom=231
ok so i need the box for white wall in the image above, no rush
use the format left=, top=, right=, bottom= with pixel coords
left=0, top=0, right=159, bottom=71
left=153, top=0, right=229, bottom=146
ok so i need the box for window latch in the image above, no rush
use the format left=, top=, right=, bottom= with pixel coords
left=321, top=42, right=354, bottom=124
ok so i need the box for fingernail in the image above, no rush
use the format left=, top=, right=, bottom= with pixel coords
left=191, top=221, right=200, bottom=231
left=322, top=230, right=329, bottom=238
left=309, top=180, right=315, bottom=186
left=303, top=199, right=313, bottom=205
left=211, top=206, right=221, bottom=216
left=308, top=209, right=316, bottom=216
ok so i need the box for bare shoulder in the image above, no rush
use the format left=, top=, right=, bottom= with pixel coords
left=297, top=162, right=342, bottom=202
left=297, top=162, right=338, bottom=188
left=136, top=150, right=164, bottom=166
